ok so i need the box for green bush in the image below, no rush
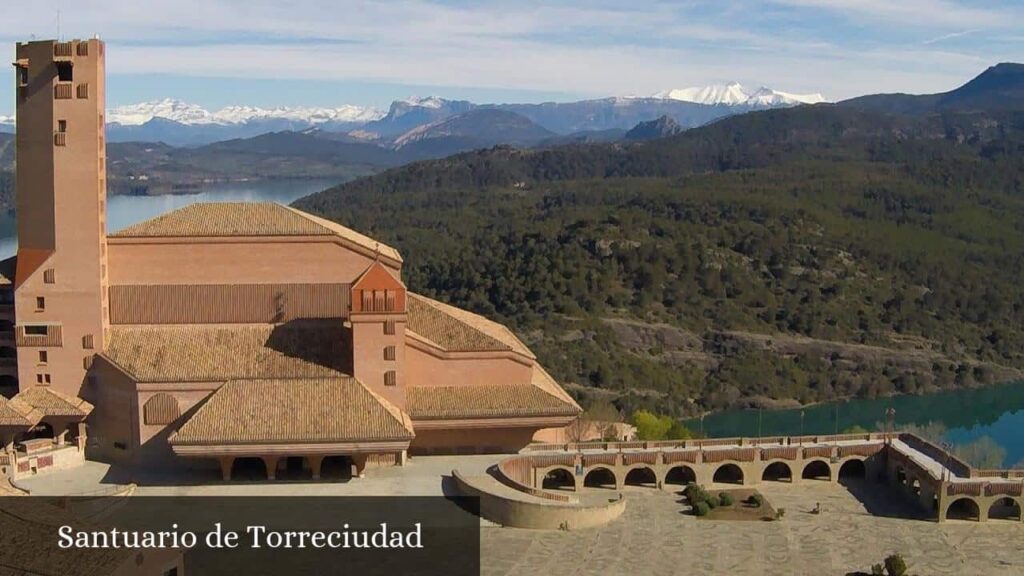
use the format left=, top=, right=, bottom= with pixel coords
left=692, top=501, right=710, bottom=517
left=746, top=494, right=764, bottom=508
left=706, top=495, right=720, bottom=509
left=718, top=492, right=734, bottom=507
left=883, top=554, right=908, bottom=576
left=683, top=483, right=710, bottom=505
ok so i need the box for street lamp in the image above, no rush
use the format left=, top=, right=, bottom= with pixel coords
left=884, top=408, right=896, bottom=444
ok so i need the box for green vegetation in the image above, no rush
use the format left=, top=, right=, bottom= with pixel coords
left=631, top=410, right=694, bottom=440
left=295, top=103, right=1024, bottom=416
left=859, top=553, right=913, bottom=576
left=692, top=501, right=710, bottom=517
left=746, top=494, right=764, bottom=508
left=718, top=492, right=734, bottom=507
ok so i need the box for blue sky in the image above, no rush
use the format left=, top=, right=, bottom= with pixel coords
left=2, top=0, right=1022, bottom=114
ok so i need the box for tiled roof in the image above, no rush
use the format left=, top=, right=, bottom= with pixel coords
left=103, top=321, right=349, bottom=382
left=15, top=386, right=94, bottom=419
left=109, top=202, right=401, bottom=261
left=0, top=500, right=137, bottom=576
left=406, top=293, right=533, bottom=356
left=0, top=396, right=43, bottom=428
left=14, top=248, right=53, bottom=289
left=170, top=377, right=414, bottom=446
left=407, top=380, right=580, bottom=420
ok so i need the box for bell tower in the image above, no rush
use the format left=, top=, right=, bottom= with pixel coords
left=12, top=39, right=109, bottom=398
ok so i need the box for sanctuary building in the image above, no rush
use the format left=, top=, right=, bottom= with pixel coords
left=0, top=39, right=580, bottom=482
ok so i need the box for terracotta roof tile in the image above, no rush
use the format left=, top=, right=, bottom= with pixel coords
left=14, top=386, right=94, bottom=419
left=170, top=377, right=414, bottom=446
left=103, top=321, right=349, bottom=382
left=407, top=294, right=533, bottom=355
left=0, top=396, right=43, bottom=428
left=108, top=202, right=401, bottom=261
left=407, top=380, right=580, bottom=420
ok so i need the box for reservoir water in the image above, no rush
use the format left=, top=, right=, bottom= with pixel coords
left=683, top=380, right=1024, bottom=467
left=0, top=178, right=339, bottom=258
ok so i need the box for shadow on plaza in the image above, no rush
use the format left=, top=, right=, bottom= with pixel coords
left=839, top=479, right=932, bottom=521
left=98, top=457, right=356, bottom=488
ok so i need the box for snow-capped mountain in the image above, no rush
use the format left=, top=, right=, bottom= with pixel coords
left=653, top=82, right=826, bottom=107
left=0, top=115, right=14, bottom=131
left=654, top=82, right=751, bottom=106
left=107, top=98, right=385, bottom=127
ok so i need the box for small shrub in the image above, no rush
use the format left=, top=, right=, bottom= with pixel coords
left=746, top=493, right=764, bottom=508
left=683, top=483, right=710, bottom=505
left=706, top=495, right=720, bottom=509
left=718, top=492, right=734, bottom=507
left=775, top=507, right=786, bottom=519
left=693, top=501, right=710, bottom=517
left=883, top=554, right=908, bottom=576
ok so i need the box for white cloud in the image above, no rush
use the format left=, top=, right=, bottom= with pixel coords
left=770, top=0, right=1017, bottom=29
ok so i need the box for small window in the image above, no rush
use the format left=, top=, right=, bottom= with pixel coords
left=383, top=320, right=396, bottom=335
left=38, top=351, right=47, bottom=364
left=24, top=325, right=48, bottom=336
left=43, top=269, right=55, bottom=284
left=56, top=61, right=73, bottom=82
left=82, top=334, right=94, bottom=349
left=18, top=66, right=28, bottom=87
left=384, top=345, right=396, bottom=361
left=83, top=356, right=93, bottom=369
left=384, top=370, right=397, bottom=387
left=113, top=441, right=127, bottom=450
left=44, top=373, right=51, bottom=384
left=35, top=296, right=45, bottom=311
left=36, top=374, right=43, bottom=384
left=57, top=120, right=67, bottom=133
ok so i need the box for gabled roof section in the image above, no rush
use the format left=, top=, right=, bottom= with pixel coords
left=170, top=377, right=414, bottom=446
left=406, top=293, right=534, bottom=357
left=0, top=255, right=17, bottom=286
left=0, top=396, right=43, bottom=428
left=102, top=321, right=349, bottom=383
left=352, top=260, right=405, bottom=291
left=14, top=387, right=94, bottom=419
left=108, top=202, right=402, bottom=262
left=14, top=248, right=53, bottom=289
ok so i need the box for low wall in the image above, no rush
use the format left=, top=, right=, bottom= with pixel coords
left=452, top=470, right=626, bottom=530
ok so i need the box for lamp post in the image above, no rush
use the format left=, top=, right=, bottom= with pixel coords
left=885, top=408, right=896, bottom=444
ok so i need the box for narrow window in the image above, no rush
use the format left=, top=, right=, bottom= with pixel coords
left=36, top=374, right=43, bottom=383
left=82, top=334, right=94, bottom=349
left=35, top=296, right=45, bottom=311
left=38, top=351, right=47, bottom=364
left=43, top=269, right=55, bottom=284
left=18, top=66, right=28, bottom=87
left=56, top=61, right=73, bottom=82
left=44, top=373, right=51, bottom=384
left=57, top=120, right=67, bottom=133
left=384, top=345, right=396, bottom=361
left=383, top=320, right=396, bottom=335
left=384, top=371, right=397, bottom=387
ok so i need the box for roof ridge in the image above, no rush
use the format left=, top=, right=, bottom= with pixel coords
left=281, top=206, right=403, bottom=262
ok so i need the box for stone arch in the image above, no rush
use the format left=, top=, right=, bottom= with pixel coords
left=895, top=465, right=907, bottom=486
left=664, top=465, right=697, bottom=486
left=624, top=466, right=658, bottom=488
left=987, top=497, right=1022, bottom=521
left=713, top=463, right=744, bottom=485
left=143, top=393, right=181, bottom=425
left=583, top=466, right=617, bottom=489
left=909, top=477, right=922, bottom=497
left=946, top=497, right=981, bottom=521
left=230, top=457, right=269, bottom=481
left=837, top=458, right=866, bottom=481
left=802, top=460, right=831, bottom=481
left=542, top=467, right=576, bottom=491
left=762, top=461, right=793, bottom=483
left=320, top=456, right=353, bottom=480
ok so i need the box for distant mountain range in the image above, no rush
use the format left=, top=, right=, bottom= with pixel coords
left=0, top=81, right=828, bottom=145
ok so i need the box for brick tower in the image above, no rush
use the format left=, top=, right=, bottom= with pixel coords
left=12, top=39, right=109, bottom=399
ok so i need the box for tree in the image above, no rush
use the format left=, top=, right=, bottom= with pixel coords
left=567, top=399, right=623, bottom=442
left=632, top=410, right=673, bottom=440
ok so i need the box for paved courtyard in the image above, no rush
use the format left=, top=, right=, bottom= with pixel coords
left=481, top=481, right=1024, bottom=576
left=16, top=458, right=1024, bottom=575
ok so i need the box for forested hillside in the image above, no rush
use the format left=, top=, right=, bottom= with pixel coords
left=295, top=100, right=1024, bottom=417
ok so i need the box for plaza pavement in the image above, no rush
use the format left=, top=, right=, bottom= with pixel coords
left=16, top=457, right=1024, bottom=575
